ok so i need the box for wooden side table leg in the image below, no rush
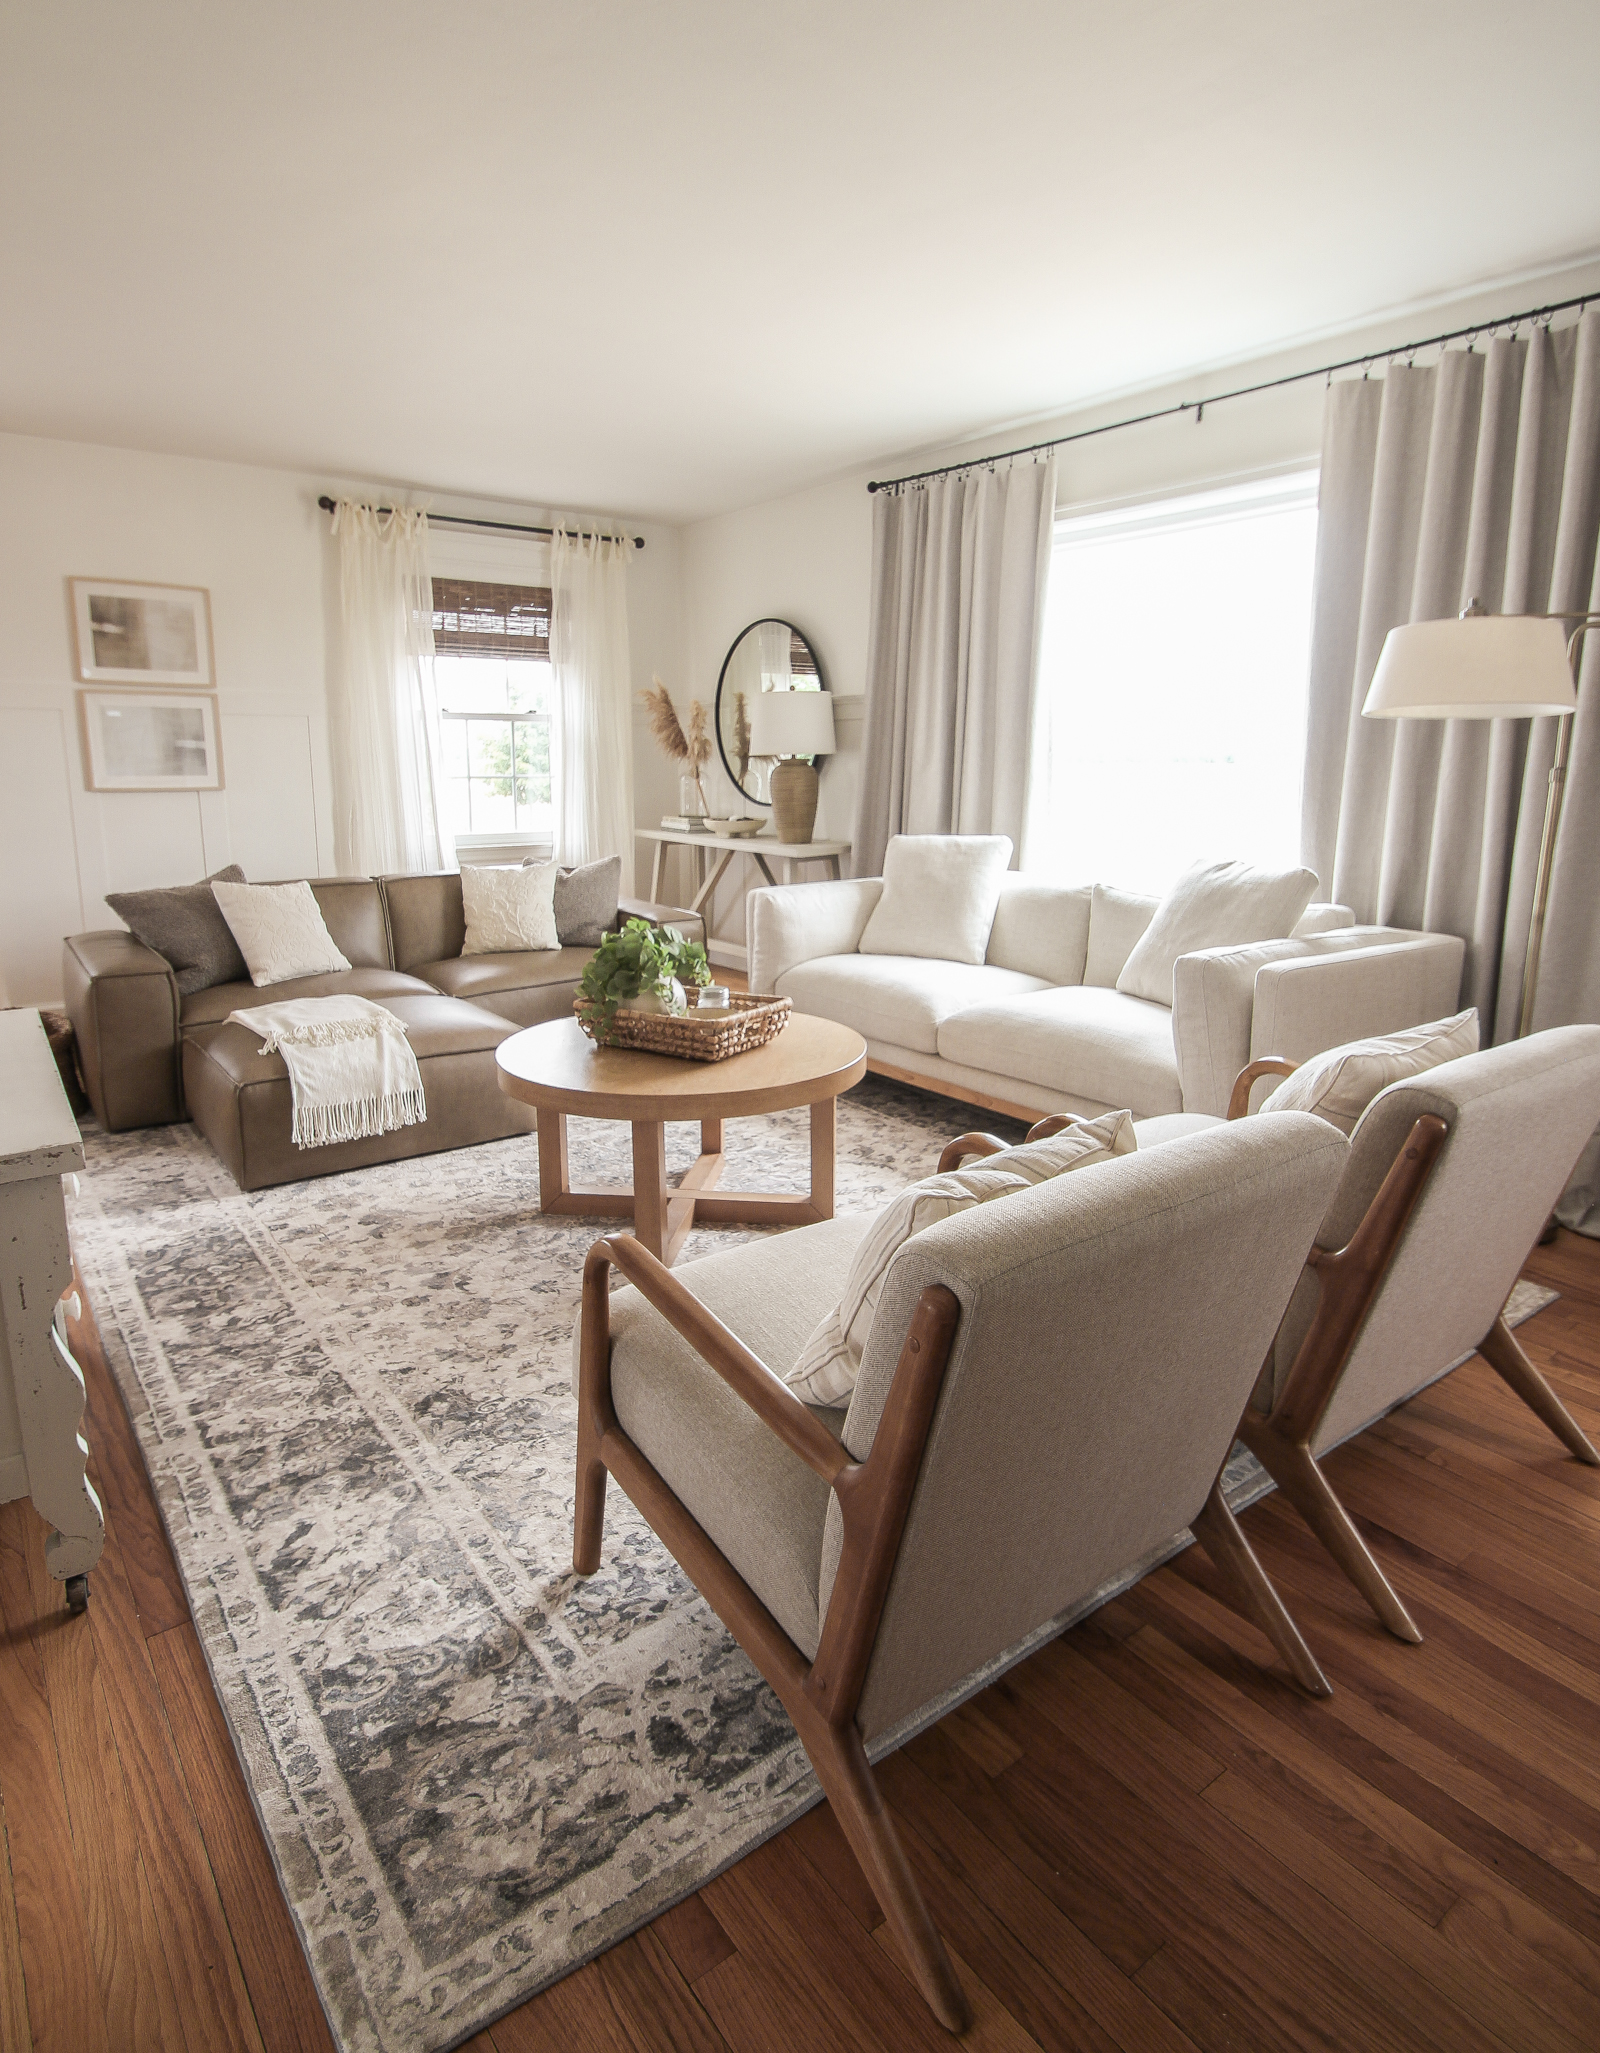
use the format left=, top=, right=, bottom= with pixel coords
left=536, top=1109, right=571, bottom=1212
left=631, top=1121, right=669, bottom=1260
left=810, top=1096, right=836, bottom=1220
left=650, top=841, right=665, bottom=902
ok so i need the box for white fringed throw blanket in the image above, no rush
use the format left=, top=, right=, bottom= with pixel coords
left=227, top=996, right=426, bottom=1149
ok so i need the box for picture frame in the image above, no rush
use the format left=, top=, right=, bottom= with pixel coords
left=77, top=690, right=224, bottom=792
left=68, top=577, right=215, bottom=687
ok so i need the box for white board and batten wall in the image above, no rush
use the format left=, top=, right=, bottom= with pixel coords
left=0, top=430, right=684, bottom=1008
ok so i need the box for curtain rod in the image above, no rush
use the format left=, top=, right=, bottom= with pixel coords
left=315, top=495, right=645, bottom=548
left=866, top=288, right=1600, bottom=496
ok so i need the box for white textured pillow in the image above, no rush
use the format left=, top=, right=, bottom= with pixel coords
left=461, top=862, right=560, bottom=955
left=211, top=880, right=351, bottom=987
left=785, top=1109, right=1134, bottom=1407
left=858, top=834, right=1012, bottom=965
left=1116, top=859, right=1318, bottom=1007
left=1260, top=1009, right=1479, bottom=1135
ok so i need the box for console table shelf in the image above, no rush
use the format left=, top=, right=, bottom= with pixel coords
left=637, top=828, right=851, bottom=970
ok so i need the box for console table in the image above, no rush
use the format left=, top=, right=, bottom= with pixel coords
left=637, top=829, right=851, bottom=968
left=0, top=1010, right=104, bottom=1611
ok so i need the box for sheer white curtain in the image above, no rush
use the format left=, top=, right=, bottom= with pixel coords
left=550, top=522, right=635, bottom=866
left=329, top=501, right=445, bottom=874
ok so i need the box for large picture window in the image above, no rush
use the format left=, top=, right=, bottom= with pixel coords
left=1028, top=470, right=1319, bottom=892
left=431, top=577, right=555, bottom=847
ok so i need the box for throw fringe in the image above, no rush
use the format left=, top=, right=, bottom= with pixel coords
left=292, top=1086, right=428, bottom=1150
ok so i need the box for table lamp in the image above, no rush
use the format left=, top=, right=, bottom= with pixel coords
left=1363, top=601, right=1593, bottom=1035
left=749, top=689, right=836, bottom=844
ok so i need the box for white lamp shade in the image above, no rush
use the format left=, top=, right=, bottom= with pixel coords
left=748, top=688, right=836, bottom=756
left=1363, top=615, right=1575, bottom=721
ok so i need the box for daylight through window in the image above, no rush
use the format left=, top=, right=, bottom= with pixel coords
left=1027, top=471, right=1319, bottom=893
left=431, top=578, right=556, bottom=847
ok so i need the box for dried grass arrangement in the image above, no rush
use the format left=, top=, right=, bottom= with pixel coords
left=642, top=678, right=713, bottom=816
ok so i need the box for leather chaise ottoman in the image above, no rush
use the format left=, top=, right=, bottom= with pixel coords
left=182, top=992, right=537, bottom=1191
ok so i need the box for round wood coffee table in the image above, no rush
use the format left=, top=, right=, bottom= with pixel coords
left=495, top=1013, right=868, bottom=1265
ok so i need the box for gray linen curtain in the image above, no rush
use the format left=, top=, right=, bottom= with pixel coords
left=1302, top=309, right=1600, bottom=1225
left=855, top=457, right=1056, bottom=876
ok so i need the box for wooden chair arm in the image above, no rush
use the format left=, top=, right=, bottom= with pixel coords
left=592, top=1235, right=850, bottom=1483
left=1228, top=1057, right=1299, bottom=1121
left=937, top=1131, right=1009, bottom=1172
left=1024, top=1114, right=1077, bottom=1142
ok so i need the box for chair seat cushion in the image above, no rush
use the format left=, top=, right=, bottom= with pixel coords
left=585, top=1214, right=871, bottom=1657
left=776, top=956, right=1048, bottom=1056
left=414, top=947, right=593, bottom=1026
left=181, top=966, right=437, bottom=1028
left=1133, top=1112, right=1224, bottom=1148
left=938, top=985, right=1182, bottom=1113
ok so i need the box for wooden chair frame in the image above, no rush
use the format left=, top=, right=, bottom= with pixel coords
left=573, top=1126, right=1338, bottom=2032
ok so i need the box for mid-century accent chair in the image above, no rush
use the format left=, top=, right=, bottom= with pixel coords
left=1224, top=1025, right=1600, bottom=1640
left=572, top=1116, right=1348, bottom=2031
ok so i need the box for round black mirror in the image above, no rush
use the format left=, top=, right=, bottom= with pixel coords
left=713, top=618, right=825, bottom=808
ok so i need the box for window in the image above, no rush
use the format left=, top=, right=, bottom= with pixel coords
left=1028, top=470, right=1319, bottom=893
left=431, top=578, right=556, bottom=848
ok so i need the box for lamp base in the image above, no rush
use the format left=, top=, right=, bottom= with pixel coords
left=769, top=758, right=819, bottom=843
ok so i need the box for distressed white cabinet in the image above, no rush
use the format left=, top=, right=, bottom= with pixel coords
left=0, top=1010, right=104, bottom=1610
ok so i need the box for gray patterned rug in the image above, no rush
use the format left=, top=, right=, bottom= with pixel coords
left=67, top=1081, right=1559, bottom=2053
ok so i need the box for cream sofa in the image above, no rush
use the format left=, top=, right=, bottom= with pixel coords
left=748, top=873, right=1466, bottom=1120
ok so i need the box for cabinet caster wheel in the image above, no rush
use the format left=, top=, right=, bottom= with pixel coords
left=65, top=1575, right=89, bottom=1615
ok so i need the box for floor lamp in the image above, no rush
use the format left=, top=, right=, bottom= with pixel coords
left=1363, top=601, right=1596, bottom=1036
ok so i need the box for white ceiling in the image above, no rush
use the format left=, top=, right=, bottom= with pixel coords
left=4, top=1, right=1599, bottom=523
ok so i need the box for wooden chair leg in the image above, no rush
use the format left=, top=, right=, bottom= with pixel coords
left=1478, top=1313, right=1600, bottom=1465
left=803, top=1715, right=971, bottom=2033
left=1190, top=1479, right=1331, bottom=1697
left=1239, top=1416, right=1423, bottom=1643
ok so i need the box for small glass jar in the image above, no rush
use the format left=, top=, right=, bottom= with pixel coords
left=697, top=983, right=730, bottom=1012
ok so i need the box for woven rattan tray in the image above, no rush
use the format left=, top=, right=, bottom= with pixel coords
left=576, top=987, right=792, bottom=1063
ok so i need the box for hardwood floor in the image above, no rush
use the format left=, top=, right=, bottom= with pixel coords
left=1, top=1229, right=1597, bottom=2050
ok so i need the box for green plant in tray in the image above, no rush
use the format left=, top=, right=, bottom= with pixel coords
left=575, top=917, right=711, bottom=1039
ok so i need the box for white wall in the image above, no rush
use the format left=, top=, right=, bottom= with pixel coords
left=0, top=431, right=681, bottom=1005
left=673, top=256, right=1600, bottom=953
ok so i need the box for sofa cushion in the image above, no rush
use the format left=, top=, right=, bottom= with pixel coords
left=586, top=1215, right=870, bottom=1657
left=858, top=834, right=1012, bottom=965
left=550, top=855, right=622, bottom=947
left=986, top=876, right=1092, bottom=984
left=1117, top=859, right=1318, bottom=1007
left=938, top=984, right=1183, bottom=1113
left=776, top=955, right=1049, bottom=1057
left=1084, top=884, right=1158, bottom=987
left=461, top=861, right=560, bottom=954
left=415, top=946, right=595, bottom=1028
left=105, top=865, right=248, bottom=995
left=298, top=879, right=392, bottom=969
left=181, top=966, right=436, bottom=1029
left=212, top=879, right=352, bottom=986
left=382, top=873, right=466, bottom=970
left=1259, top=1007, right=1480, bottom=1134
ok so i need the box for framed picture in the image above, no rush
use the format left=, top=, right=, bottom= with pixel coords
left=68, top=577, right=214, bottom=687
left=77, top=690, right=224, bottom=792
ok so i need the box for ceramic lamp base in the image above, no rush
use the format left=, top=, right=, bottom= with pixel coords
left=769, top=758, right=819, bottom=843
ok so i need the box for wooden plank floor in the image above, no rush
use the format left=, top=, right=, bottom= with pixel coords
left=1, top=1231, right=1597, bottom=2051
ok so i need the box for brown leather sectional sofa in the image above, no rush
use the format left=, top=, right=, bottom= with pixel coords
left=63, top=872, right=702, bottom=1191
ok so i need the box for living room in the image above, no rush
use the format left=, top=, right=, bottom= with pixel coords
left=4, top=5, right=1600, bottom=2051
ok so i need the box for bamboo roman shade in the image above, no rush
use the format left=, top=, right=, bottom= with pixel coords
left=431, top=578, right=552, bottom=659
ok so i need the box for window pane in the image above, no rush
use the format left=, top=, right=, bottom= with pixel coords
left=1029, top=473, right=1318, bottom=894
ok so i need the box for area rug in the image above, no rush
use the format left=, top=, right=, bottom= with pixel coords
left=67, top=1083, right=1560, bottom=2053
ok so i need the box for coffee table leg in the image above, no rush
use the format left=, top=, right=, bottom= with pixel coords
left=700, top=1118, right=723, bottom=1156
left=631, top=1121, right=669, bottom=1260
left=809, top=1096, right=836, bottom=1219
left=536, top=1109, right=571, bottom=1211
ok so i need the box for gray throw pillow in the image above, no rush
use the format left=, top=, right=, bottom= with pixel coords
left=527, top=854, right=621, bottom=947
left=105, top=865, right=249, bottom=995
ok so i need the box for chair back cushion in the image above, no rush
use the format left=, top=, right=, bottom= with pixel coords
left=1268, top=1025, right=1600, bottom=1455
left=826, top=1114, right=1348, bottom=1737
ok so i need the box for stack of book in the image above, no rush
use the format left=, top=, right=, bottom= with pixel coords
left=660, top=815, right=707, bottom=832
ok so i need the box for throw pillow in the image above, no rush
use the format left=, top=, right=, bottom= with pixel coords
left=211, top=879, right=352, bottom=987
left=1259, top=1008, right=1479, bottom=1135
left=530, top=853, right=621, bottom=947
left=785, top=1108, right=1134, bottom=1407
left=1116, top=859, right=1319, bottom=1007
left=106, top=865, right=249, bottom=995
left=461, top=861, right=560, bottom=955
left=858, top=834, right=1012, bottom=966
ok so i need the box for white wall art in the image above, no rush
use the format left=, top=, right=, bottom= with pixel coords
left=77, top=689, right=223, bottom=791
left=69, top=577, right=214, bottom=686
